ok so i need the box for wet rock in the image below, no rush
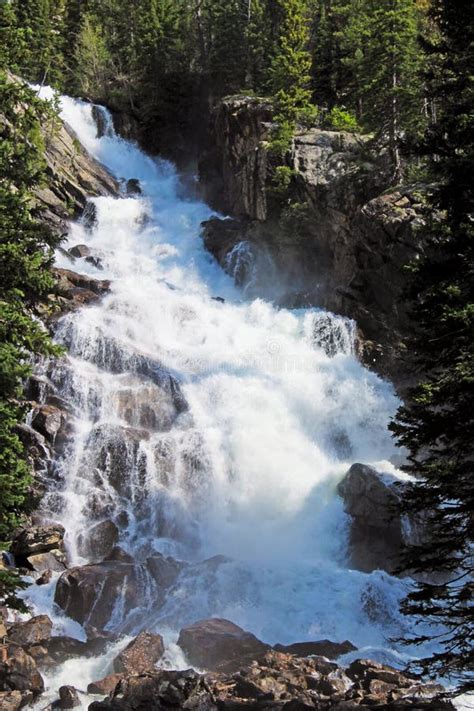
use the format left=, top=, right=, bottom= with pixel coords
left=177, top=618, right=269, bottom=672
left=68, top=244, right=92, bottom=259
left=125, top=178, right=142, bottom=195
left=54, top=561, right=140, bottom=629
left=274, top=640, right=357, bottom=660
left=115, top=381, right=181, bottom=432
left=7, top=616, right=52, bottom=647
left=337, top=463, right=405, bottom=573
left=15, top=423, right=51, bottom=467
left=91, top=105, right=109, bottom=139
left=87, top=673, right=124, bottom=696
left=31, top=404, right=66, bottom=445
left=11, top=524, right=65, bottom=557
left=52, top=267, right=111, bottom=311
left=36, top=569, right=54, bottom=585
left=201, top=217, right=248, bottom=265
left=58, top=685, right=81, bottom=708
left=68, top=244, right=103, bottom=270
left=0, top=645, right=44, bottom=695
left=77, top=519, right=119, bottom=561
left=113, top=631, right=165, bottom=674
left=146, top=553, right=183, bottom=592
left=27, top=549, right=67, bottom=574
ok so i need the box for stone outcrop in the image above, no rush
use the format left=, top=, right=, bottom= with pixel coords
left=88, top=651, right=453, bottom=710
left=34, top=113, right=119, bottom=237
left=54, top=561, right=140, bottom=629
left=201, top=95, right=272, bottom=221
left=199, top=96, right=429, bottom=384
left=51, top=267, right=111, bottom=312
left=7, top=616, right=52, bottom=647
left=11, top=523, right=65, bottom=558
left=113, top=632, right=164, bottom=675
left=274, top=640, right=357, bottom=660
left=177, top=618, right=269, bottom=673
left=337, top=463, right=407, bottom=574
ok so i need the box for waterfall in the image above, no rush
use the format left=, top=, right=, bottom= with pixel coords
left=26, top=91, right=421, bottom=702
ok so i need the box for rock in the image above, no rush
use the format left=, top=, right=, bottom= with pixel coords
left=27, top=549, right=66, bottom=574
left=7, top=616, right=53, bottom=647
left=87, top=674, right=124, bottom=696
left=86, top=652, right=452, bottom=711
left=0, top=690, right=24, bottom=711
left=54, top=561, right=140, bottom=629
left=125, top=178, right=142, bottom=195
left=68, top=244, right=92, bottom=259
left=199, top=95, right=429, bottom=386
left=337, top=463, right=406, bottom=573
left=29, top=86, right=119, bottom=237
left=113, top=632, right=164, bottom=674
left=114, top=380, right=181, bottom=431
left=77, top=519, right=119, bottom=561
left=11, top=524, right=65, bottom=558
left=317, top=669, right=352, bottom=696
left=58, top=685, right=81, bottom=708
left=274, top=640, right=357, bottom=660
left=0, top=645, right=44, bottom=695
left=52, top=268, right=111, bottom=311
left=36, top=569, right=53, bottom=585
left=91, top=105, right=110, bottom=139
left=30, top=404, right=66, bottom=445
left=177, top=618, right=269, bottom=672
left=89, top=670, right=215, bottom=711
left=200, top=95, right=272, bottom=220
left=146, top=554, right=183, bottom=591
left=68, top=244, right=103, bottom=269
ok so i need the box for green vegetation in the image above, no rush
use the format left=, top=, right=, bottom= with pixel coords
left=389, top=0, right=474, bottom=690
left=0, top=71, right=61, bottom=608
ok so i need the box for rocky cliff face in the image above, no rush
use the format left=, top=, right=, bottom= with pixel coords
left=33, top=111, right=119, bottom=236
left=200, top=96, right=428, bottom=385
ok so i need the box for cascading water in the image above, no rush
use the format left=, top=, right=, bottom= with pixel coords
left=25, top=90, right=438, bottom=705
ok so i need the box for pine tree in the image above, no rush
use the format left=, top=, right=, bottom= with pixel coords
left=390, top=0, right=474, bottom=690
left=0, top=73, right=62, bottom=609
left=356, top=0, right=424, bottom=181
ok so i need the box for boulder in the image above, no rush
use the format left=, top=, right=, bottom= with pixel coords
left=0, top=645, right=44, bottom=695
left=11, top=524, right=65, bottom=558
left=274, top=639, right=357, bottom=659
left=125, top=179, right=142, bottom=195
left=68, top=244, right=103, bottom=270
left=77, top=519, right=119, bottom=561
left=68, top=244, right=92, bottom=259
left=36, top=569, right=54, bottom=585
left=88, top=669, right=214, bottom=711
left=0, top=691, right=24, bottom=711
left=54, top=561, right=140, bottom=630
left=87, top=651, right=454, bottom=711
left=113, top=632, right=164, bottom=674
left=7, top=616, right=53, bottom=647
left=337, top=463, right=406, bottom=573
left=177, top=618, right=269, bottom=672
left=52, top=268, right=111, bottom=311
left=30, top=404, right=66, bottom=444
left=87, top=674, right=123, bottom=696
left=115, top=381, right=180, bottom=431
left=58, top=685, right=81, bottom=709
left=28, top=549, right=66, bottom=573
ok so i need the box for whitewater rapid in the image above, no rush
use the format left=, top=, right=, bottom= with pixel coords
left=24, top=90, right=441, bottom=704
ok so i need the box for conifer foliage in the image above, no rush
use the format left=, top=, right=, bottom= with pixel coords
left=390, top=0, right=474, bottom=689
left=0, top=68, right=61, bottom=606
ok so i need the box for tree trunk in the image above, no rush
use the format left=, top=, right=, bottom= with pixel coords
left=390, top=65, right=402, bottom=183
